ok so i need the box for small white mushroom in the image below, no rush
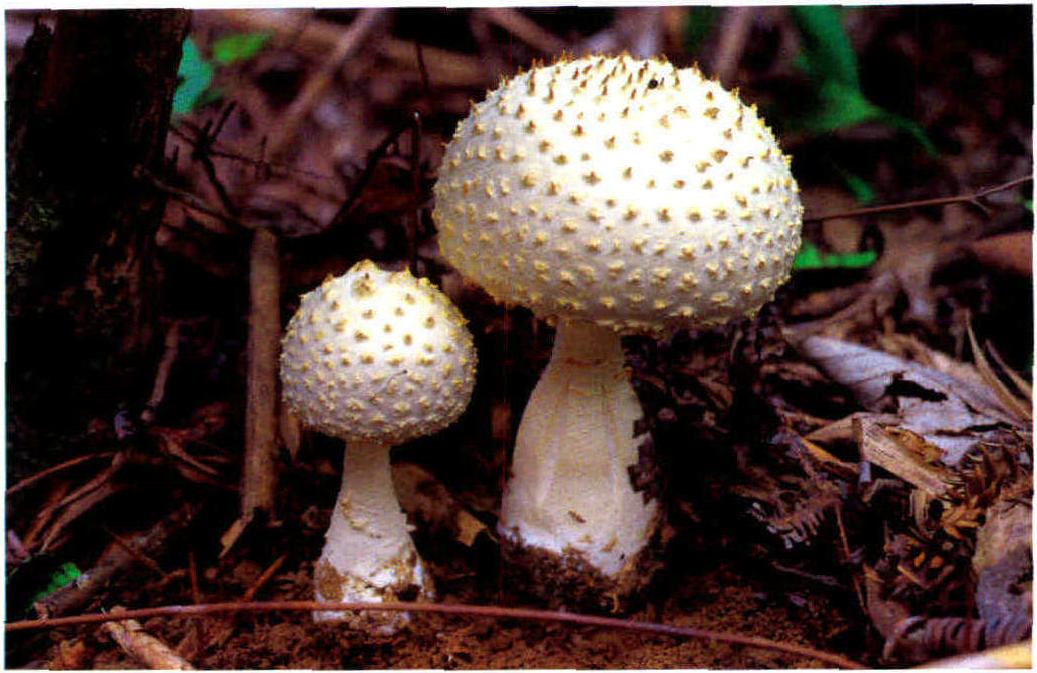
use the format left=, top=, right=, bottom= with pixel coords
left=433, top=54, right=803, bottom=607
left=280, top=260, right=476, bottom=632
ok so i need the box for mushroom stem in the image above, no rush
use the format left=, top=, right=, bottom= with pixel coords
left=500, top=319, right=659, bottom=583
left=313, top=440, right=433, bottom=630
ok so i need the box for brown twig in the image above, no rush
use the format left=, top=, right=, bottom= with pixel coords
left=240, top=227, right=281, bottom=522
left=6, top=452, right=115, bottom=496
left=265, top=8, right=385, bottom=161
left=834, top=504, right=867, bottom=614
left=170, top=125, right=336, bottom=182
left=241, top=554, right=287, bottom=602
left=327, top=119, right=412, bottom=228
left=804, top=174, right=1032, bottom=223
left=103, top=528, right=166, bottom=577
left=207, top=10, right=490, bottom=88
left=140, top=320, right=181, bottom=425
left=7, top=599, right=865, bottom=668
left=711, top=7, right=754, bottom=85
left=34, top=501, right=200, bottom=618
left=137, top=167, right=241, bottom=228
left=414, top=41, right=430, bottom=94
left=408, top=111, right=423, bottom=274
left=187, top=550, right=202, bottom=605
left=483, top=7, right=567, bottom=55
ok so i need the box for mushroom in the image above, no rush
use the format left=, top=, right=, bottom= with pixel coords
left=280, top=260, right=477, bottom=632
left=432, top=54, right=802, bottom=607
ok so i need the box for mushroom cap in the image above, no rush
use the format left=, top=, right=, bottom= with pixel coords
left=280, top=260, right=477, bottom=445
left=433, top=54, right=803, bottom=335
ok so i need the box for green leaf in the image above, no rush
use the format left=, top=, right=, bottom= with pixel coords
left=793, top=242, right=877, bottom=270
left=684, top=7, right=719, bottom=57
left=834, top=165, right=877, bottom=204
left=173, top=37, right=215, bottom=115
left=791, top=6, right=936, bottom=156
left=212, top=31, right=271, bottom=65
left=29, top=562, right=82, bottom=605
left=793, top=6, right=860, bottom=89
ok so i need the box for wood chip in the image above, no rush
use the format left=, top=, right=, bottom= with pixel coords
left=104, top=608, right=194, bottom=669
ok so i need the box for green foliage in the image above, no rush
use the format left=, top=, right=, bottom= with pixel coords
left=792, top=6, right=936, bottom=155
left=174, top=32, right=271, bottom=115
left=213, top=31, right=271, bottom=65
left=173, top=37, right=214, bottom=115
left=684, top=7, right=719, bottom=57
left=835, top=164, right=877, bottom=205
left=793, top=242, right=877, bottom=271
left=29, top=562, right=81, bottom=605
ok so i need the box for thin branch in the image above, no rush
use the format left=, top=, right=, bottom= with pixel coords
left=483, top=7, right=567, bottom=55
left=414, top=41, right=430, bottom=95
left=170, top=125, right=336, bottom=182
left=136, top=167, right=241, bottom=228
left=326, top=119, right=412, bottom=229
left=140, top=320, right=181, bottom=425
left=265, top=8, right=385, bottom=162
left=408, top=111, right=423, bottom=274
left=5, top=599, right=864, bottom=669
left=6, top=452, right=115, bottom=496
left=804, top=174, right=1032, bottom=223
left=241, top=554, right=287, bottom=602
left=711, top=7, right=754, bottom=85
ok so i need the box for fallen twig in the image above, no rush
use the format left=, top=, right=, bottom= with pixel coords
left=6, top=452, right=115, bottom=496
left=265, top=8, right=386, bottom=160
left=327, top=118, right=413, bottom=228
left=140, top=320, right=181, bottom=425
left=7, top=599, right=866, bottom=669
left=483, top=7, right=567, bottom=55
left=34, top=501, right=200, bottom=619
left=804, top=174, right=1032, bottom=223
left=207, top=9, right=490, bottom=87
left=241, top=555, right=288, bottom=602
left=239, top=226, right=281, bottom=523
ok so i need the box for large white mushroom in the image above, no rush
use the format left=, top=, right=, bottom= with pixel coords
left=433, top=54, right=802, bottom=608
left=280, top=260, right=476, bottom=632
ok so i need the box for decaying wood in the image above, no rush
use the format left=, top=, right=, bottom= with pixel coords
left=103, top=608, right=195, bottom=669
left=35, top=501, right=200, bottom=618
left=854, top=419, right=957, bottom=499
left=241, top=227, right=281, bottom=521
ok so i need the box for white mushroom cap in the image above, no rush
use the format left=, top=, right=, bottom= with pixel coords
left=280, top=260, right=477, bottom=445
left=434, top=54, right=803, bottom=335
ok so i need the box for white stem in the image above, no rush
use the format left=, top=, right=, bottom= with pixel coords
left=499, top=319, right=659, bottom=578
left=313, top=440, right=432, bottom=631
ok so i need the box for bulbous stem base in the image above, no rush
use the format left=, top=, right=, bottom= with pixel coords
left=499, top=319, right=660, bottom=606
left=313, top=440, right=434, bottom=633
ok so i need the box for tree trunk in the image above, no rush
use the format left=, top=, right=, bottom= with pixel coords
left=7, top=10, right=190, bottom=469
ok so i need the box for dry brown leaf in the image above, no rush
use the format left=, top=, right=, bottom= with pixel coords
left=393, top=462, right=493, bottom=547
left=797, top=335, right=1022, bottom=463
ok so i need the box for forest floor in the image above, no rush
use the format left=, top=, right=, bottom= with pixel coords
left=5, top=6, right=1032, bottom=669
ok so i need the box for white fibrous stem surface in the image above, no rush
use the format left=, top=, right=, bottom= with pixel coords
left=313, top=440, right=432, bottom=631
left=499, top=319, right=658, bottom=577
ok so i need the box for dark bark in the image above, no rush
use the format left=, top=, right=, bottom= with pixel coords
left=7, top=10, right=190, bottom=469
